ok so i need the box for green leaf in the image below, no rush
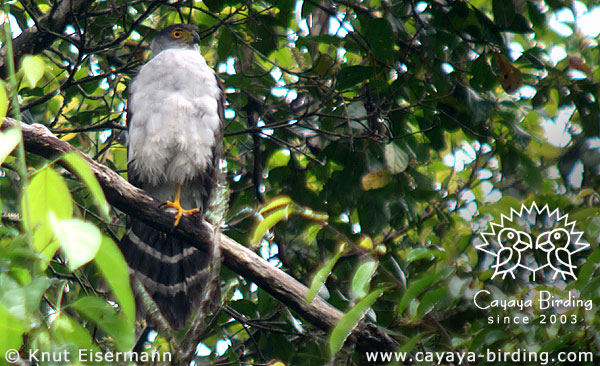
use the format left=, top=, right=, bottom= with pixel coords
left=203, top=0, right=223, bottom=12
left=0, top=303, right=26, bottom=361
left=351, top=260, right=378, bottom=300
left=0, top=274, right=48, bottom=332
left=70, top=296, right=135, bottom=351
left=470, top=54, right=496, bottom=91
left=336, top=66, right=375, bottom=90
left=0, top=84, right=8, bottom=120
left=527, top=1, right=546, bottom=28
left=266, top=149, right=291, bottom=171
left=22, top=277, right=50, bottom=316
left=32, top=225, right=60, bottom=269
left=49, top=214, right=101, bottom=271
left=0, top=129, right=21, bottom=166
left=400, top=332, right=426, bottom=353
left=478, top=195, right=522, bottom=217
left=61, top=152, right=110, bottom=220
left=532, top=87, right=549, bottom=107
left=259, top=195, right=293, bottom=214
left=217, top=28, right=234, bottom=61
left=296, top=206, right=329, bottom=222
left=94, top=237, right=136, bottom=329
left=397, top=273, right=440, bottom=314
left=405, top=248, right=445, bottom=262
left=586, top=216, right=600, bottom=241
left=578, top=247, right=600, bottom=291
left=384, top=143, right=409, bottom=174
left=51, top=314, right=97, bottom=350
left=307, top=244, right=345, bottom=303
left=361, top=169, right=392, bottom=190
left=269, top=48, right=295, bottom=70
left=313, top=54, right=337, bottom=77
left=22, top=55, right=46, bottom=89
left=508, top=14, right=534, bottom=33
left=569, top=207, right=599, bottom=223
left=9, top=267, right=31, bottom=286
left=363, top=18, right=395, bottom=62
left=357, top=236, right=374, bottom=250
left=519, top=153, right=542, bottom=190
left=417, top=287, right=448, bottom=319
left=492, top=0, right=515, bottom=28
left=471, top=329, right=509, bottom=349
left=0, top=274, right=27, bottom=321
left=252, top=205, right=294, bottom=244
left=23, top=167, right=73, bottom=230
left=329, top=287, right=385, bottom=355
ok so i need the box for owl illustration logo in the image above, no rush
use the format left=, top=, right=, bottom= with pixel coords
left=477, top=203, right=588, bottom=281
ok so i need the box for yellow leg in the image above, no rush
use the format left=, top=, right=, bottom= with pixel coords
left=163, top=184, right=200, bottom=226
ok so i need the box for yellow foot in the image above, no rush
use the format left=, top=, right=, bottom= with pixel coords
left=162, top=185, right=200, bottom=227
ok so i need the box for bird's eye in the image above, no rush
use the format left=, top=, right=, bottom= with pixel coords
left=507, top=232, right=515, bottom=239
left=172, top=30, right=184, bottom=39
left=554, top=232, right=562, bottom=240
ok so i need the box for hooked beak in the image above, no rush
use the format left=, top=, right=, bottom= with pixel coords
left=535, top=232, right=553, bottom=252
left=513, top=233, right=533, bottom=251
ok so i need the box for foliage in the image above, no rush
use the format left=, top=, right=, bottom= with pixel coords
left=1, top=0, right=599, bottom=365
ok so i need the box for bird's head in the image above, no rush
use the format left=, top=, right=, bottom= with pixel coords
left=151, top=24, right=201, bottom=56
left=497, top=228, right=532, bottom=251
left=536, top=230, right=556, bottom=252
left=536, top=228, right=570, bottom=252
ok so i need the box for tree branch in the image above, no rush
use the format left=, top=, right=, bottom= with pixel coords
left=0, top=0, right=94, bottom=78
left=0, top=117, right=398, bottom=353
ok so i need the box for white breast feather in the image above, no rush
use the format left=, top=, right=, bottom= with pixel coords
left=128, top=48, right=221, bottom=187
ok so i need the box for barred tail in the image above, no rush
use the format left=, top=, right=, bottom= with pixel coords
left=119, top=219, right=220, bottom=329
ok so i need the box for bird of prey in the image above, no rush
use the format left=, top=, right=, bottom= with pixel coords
left=120, top=24, right=224, bottom=329
left=536, top=228, right=576, bottom=280
left=491, top=228, right=532, bottom=279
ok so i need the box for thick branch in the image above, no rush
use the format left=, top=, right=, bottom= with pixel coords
left=0, top=118, right=398, bottom=353
left=0, top=0, right=93, bottom=78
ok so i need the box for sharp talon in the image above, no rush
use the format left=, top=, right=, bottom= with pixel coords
left=163, top=185, right=200, bottom=227
left=163, top=200, right=200, bottom=227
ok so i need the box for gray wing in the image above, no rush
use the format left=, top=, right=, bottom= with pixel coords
left=189, top=73, right=225, bottom=211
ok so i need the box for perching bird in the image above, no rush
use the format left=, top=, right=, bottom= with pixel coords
left=120, top=24, right=224, bottom=329
left=491, top=228, right=532, bottom=279
left=536, top=228, right=576, bottom=280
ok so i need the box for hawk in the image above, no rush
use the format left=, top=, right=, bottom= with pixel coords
left=120, top=24, right=224, bottom=329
